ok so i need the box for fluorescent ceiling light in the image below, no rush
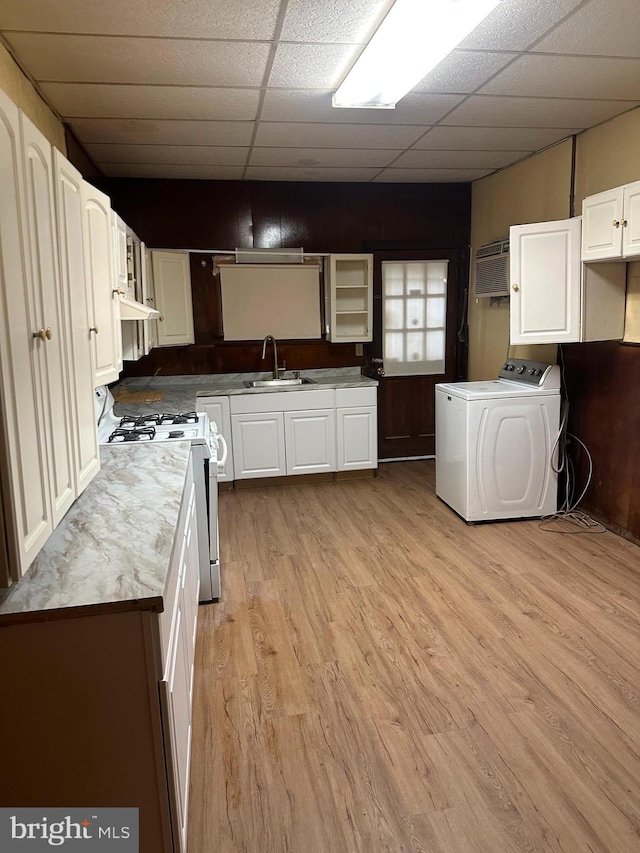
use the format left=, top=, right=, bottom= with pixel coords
left=333, top=0, right=502, bottom=109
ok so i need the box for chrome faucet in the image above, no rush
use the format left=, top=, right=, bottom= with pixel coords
left=261, top=335, right=279, bottom=380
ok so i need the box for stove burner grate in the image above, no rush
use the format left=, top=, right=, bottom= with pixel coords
left=108, top=426, right=156, bottom=443
left=159, top=411, right=198, bottom=425
left=118, top=411, right=199, bottom=428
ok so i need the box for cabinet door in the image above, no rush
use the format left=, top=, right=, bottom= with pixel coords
left=81, top=181, right=121, bottom=386
left=622, top=180, right=640, bottom=258
left=231, top=412, right=286, bottom=479
left=284, top=409, right=336, bottom=475
left=327, top=253, right=373, bottom=342
left=53, top=149, right=100, bottom=496
left=337, top=406, right=378, bottom=471
left=581, top=187, right=624, bottom=261
left=143, top=245, right=158, bottom=353
left=0, top=88, right=53, bottom=577
left=151, top=251, right=194, bottom=347
left=201, top=397, right=234, bottom=481
left=510, top=218, right=582, bottom=345
left=20, top=114, right=76, bottom=526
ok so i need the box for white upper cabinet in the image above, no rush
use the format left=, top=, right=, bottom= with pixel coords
left=326, top=253, right=373, bottom=342
left=81, top=181, right=121, bottom=386
left=0, top=88, right=53, bottom=577
left=510, top=217, right=626, bottom=345
left=151, top=250, right=195, bottom=347
left=582, top=180, right=640, bottom=261
left=53, top=149, right=100, bottom=494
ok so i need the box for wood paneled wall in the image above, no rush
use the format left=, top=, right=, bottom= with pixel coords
left=99, top=178, right=471, bottom=377
left=562, top=341, right=640, bottom=540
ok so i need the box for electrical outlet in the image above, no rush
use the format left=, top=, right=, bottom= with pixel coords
left=355, top=343, right=363, bottom=356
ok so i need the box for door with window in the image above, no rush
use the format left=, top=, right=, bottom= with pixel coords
left=372, top=250, right=460, bottom=459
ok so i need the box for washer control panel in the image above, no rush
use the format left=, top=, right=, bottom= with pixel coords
left=498, top=359, right=561, bottom=389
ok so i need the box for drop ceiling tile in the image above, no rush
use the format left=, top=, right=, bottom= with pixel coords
left=458, top=0, right=584, bottom=51
left=70, top=118, right=254, bottom=146
left=40, top=83, right=260, bottom=120
left=413, top=125, right=579, bottom=151
left=0, top=0, right=280, bottom=39
left=374, top=168, right=492, bottom=183
left=4, top=33, right=270, bottom=86
left=480, top=55, right=640, bottom=101
left=254, top=122, right=429, bottom=149
left=443, top=95, right=640, bottom=129
left=532, top=0, right=640, bottom=57
left=280, top=0, right=393, bottom=44
left=260, top=90, right=464, bottom=125
left=245, top=166, right=380, bottom=182
left=413, top=50, right=518, bottom=95
left=249, top=147, right=398, bottom=167
left=86, top=144, right=248, bottom=165
left=268, top=43, right=362, bottom=89
left=392, top=149, right=526, bottom=169
left=99, top=163, right=245, bottom=179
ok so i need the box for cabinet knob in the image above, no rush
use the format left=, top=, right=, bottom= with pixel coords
left=512, top=283, right=519, bottom=292
left=613, top=219, right=620, bottom=227
left=89, top=326, right=99, bottom=334
left=45, top=327, right=52, bottom=340
left=621, top=219, right=628, bottom=227
left=113, top=288, right=125, bottom=296
left=32, top=328, right=46, bottom=341
left=159, top=316, right=164, bottom=322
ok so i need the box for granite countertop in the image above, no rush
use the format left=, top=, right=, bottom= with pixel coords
left=114, top=367, right=377, bottom=415
left=0, top=441, right=192, bottom=626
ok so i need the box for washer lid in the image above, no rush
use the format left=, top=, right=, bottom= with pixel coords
left=435, top=379, right=560, bottom=401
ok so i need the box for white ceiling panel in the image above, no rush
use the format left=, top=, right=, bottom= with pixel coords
left=444, top=95, right=640, bottom=129
left=413, top=50, right=518, bottom=95
left=249, top=147, right=398, bottom=167
left=99, top=163, right=246, bottom=179
left=280, top=0, right=394, bottom=44
left=70, top=118, right=255, bottom=146
left=4, top=33, right=270, bottom=86
left=0, top=0, right=281, bottom=40
left=40, top=83, right=261, bottom=120
left=374, top=168, right=493, bottom=182
left=254, top=122, right=429, bottom=149
left=532, top=0, right=640, bottom=57
left=458, top=0, right=585, bottom=51
left=413, top=125, right=579, bottom=151
left=391, top=149, right=528, bottom=169
left=260, top=89, right=464, bottom=125
left=245, top=166, right=381, bottom=182
left=480, top=55, right=640, bottom=101
left=268, top=43, right=362, bottom=89
left=86, top=144, right=248, bottom=165
left=1, top=0, right=639, bottom=183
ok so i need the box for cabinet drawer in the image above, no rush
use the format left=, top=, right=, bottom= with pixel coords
left=230, top=388, right=335, bottom=414
left=335, top=386, right=377, bottom=407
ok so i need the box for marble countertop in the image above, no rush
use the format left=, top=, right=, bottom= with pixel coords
left=0, top=442, right=192, bottom=626
left=114, top=368, right=377, bottom=414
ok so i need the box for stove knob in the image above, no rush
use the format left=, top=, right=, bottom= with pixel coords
left=502, top=363, right=510, bottom=370
left=517, top=365, right=526, bottom=374
left=528, top=368, right=536, bottom=375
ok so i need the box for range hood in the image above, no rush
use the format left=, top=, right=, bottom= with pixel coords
left=119, top=294, right=160, bottom=321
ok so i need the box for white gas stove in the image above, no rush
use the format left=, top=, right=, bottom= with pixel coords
left=95, top=386, right=226, bottom=603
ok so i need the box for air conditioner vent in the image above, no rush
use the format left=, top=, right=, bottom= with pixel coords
left=474, top=238, right=510, bottom=298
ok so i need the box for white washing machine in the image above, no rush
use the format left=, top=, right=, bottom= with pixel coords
left=435, top=359, right=561, bottom=522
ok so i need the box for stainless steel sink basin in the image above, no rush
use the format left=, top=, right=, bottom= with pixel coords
left=244, top=377, right=315, bottom=388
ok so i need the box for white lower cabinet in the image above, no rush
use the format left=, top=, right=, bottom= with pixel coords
left=228, top=387, right=377, bottom=480
left=232, top=412, right=287, bottom=479
left=336, top=387, right=378, bottom=471
left=285, top=409, right=336, bottom=474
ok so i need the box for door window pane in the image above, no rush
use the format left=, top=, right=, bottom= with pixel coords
left=382, top=260, right=448, bottom=376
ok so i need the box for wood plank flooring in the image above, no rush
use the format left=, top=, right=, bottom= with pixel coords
left=188, top=461, right=640, bottom=853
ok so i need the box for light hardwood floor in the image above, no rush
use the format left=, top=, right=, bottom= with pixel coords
left=188, top=460, right=640, bottom=853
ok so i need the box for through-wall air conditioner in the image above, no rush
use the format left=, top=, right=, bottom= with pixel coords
left=474, top=238, right=510, bottom=297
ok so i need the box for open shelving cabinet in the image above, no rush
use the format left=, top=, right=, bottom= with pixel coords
left=326, top=254, right=373, bottom=342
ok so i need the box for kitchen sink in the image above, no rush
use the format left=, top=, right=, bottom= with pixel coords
left=244, top=377, right=316, bottom=388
